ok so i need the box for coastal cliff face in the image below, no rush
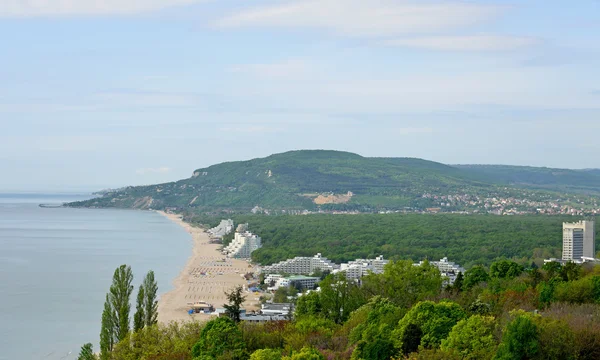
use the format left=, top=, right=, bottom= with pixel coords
left=66, top=150, right=600, bottom=213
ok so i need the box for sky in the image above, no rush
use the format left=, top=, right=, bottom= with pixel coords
left=1, top=0, right=599, bottom=192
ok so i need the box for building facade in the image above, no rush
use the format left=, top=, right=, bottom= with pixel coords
left=563, top=221, right=595, bottom=261
left=338, top=255, right=389, bottom=280
left=222, top=230, right=262, bottom=259
left=261, top=253, right=340, bottom=275
left=208, top=219, right=234, bottom=238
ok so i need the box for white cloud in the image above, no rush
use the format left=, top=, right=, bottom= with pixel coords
left=382, top=35, right=539, bottom=51
left=0, top=0, right=205, bottom=17
left=213, top=0, right=504, bottom=37
left=136, top=167, right=172, bottom=175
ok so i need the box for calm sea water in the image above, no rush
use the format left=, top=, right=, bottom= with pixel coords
left=0, top=194, right=192, bottom=360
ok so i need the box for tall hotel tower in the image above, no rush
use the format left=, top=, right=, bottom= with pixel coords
left=562, top=220, right=596, bottom=261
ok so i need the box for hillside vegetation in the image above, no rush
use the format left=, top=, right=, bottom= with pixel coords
left=455, top=164, right=600, bottom=195
left=68, top=150, right=600, bottom=212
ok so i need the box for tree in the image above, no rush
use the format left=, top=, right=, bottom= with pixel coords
left=142, top=270, right=159, bottom=327
left=111, top=321, right=204, bottom=360
left=273, top=287, right=289, bottom=303
left=560, top=261, right=582, bottom=282
left=133, top=284, right=145, bottom=332
left=318, top=273, right=366, bottom=324
left=542, top=261, right=562, bottom=279
left=441, top=315, right=496, bottom=360
left=283, top=347, right=325, bottom=360
left=349, top=296, right=403, bottom=360
left=453, top=272, right=464, bottom=293
left=100, top=295, right=115, bottom=360
left=490, top=260, right=524, bottom=279
left=191, top=317, right=247, bottom=359
left=295, top=291, right=321, bottom=318
left=250, top=348, right=283, bottom=360
left=362, top=260, right=442, bottom=309
left=224, top=285, right=246, bottom=323
left=109, top=264, right=134, bottom=342
left=393, top=301, right=466, bottom=352
left=463, top=266, right=489, bottom=290
left=77, top=343, right=95, bottom=360
left=494, top=312, right=539, bottom=360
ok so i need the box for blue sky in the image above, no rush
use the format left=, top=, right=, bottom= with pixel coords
left=1, top=0, right=599, bottom=191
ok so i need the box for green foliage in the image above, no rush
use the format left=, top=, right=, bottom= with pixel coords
left=295, top=292, right=321, bottom=318
left=560, top=262, right=582, bottom=281
left=441, top=315, right=496, bottom=360
left=463, top=266, right=490, bottom=290
left=192, top=213, right=586, bottom=268
left=350, top=296, right=403, bottom=360
left=542, top=261, right=562, bottom=279
left=349, top=296, right=403, bottom=344
left=100, top=294, right=114, bottom=360
left=224, top=285, right=246, bottom=323
left=112, top=321, right=204, bottom=360
left=273, top=287, right=290, bottom=303
left=494, top=312, right=539, bottom=360
left=77, top=343, right=95, bottom=360
left=490, top=260, right=524, bottom=279
left=318, top=273, right=366, bottom=324
left=240, top=322, right=286, bottom=353
left=362, top=261, right=443, bottom=309
left=283, top=347, right=325, bottom=360
left=192, top=317, right=247, bottom=360
left=452, top=272, right=464, bottom=293
left=554, top=277, right=595, bottom=304
left=110, top=264, right=134, bottom=342
left=142, top=270, right=159, bottom=327
left=351, top=339, right=395, bottom=360
left=250, top=348, right=282, bottom=360
left=393, top=301, right=467, bottom=352
left=133, top=284, right=145, bottom=333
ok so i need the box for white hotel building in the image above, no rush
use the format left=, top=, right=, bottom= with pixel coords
left=562, top=220, right=595, bottom=261
left=222, top=231, right=262, bottom=259
left=261, top=253, right=340, bottom=275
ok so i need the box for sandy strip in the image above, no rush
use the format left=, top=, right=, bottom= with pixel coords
left=156, top=211, right=261, bottom=324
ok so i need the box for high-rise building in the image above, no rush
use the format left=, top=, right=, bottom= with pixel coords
left=563, top=221, right=595, bottom=261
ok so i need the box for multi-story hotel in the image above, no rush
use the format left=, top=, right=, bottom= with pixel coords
left=261, top=253, right=340, bottom=274
left=222, top=226, right=262, bottom=259
left=562, top=221, right=595, bottom=261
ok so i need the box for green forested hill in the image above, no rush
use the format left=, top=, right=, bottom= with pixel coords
left=455, top=164, right=600, bottom=194
left=67, top=150, right=600, bottom=211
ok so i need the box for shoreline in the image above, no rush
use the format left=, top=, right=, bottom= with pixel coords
left=156, top=211, right=260, bottom=324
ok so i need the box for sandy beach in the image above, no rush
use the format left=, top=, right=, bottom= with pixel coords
left=156, top=212, right=261, bottom=324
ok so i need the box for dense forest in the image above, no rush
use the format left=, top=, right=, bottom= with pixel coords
left=188, top=213, right=599, bottom=268
left=85, top=259, right=600, bottom=360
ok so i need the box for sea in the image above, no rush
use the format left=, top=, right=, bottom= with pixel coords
left=0, top=193, right=192, bottom=360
